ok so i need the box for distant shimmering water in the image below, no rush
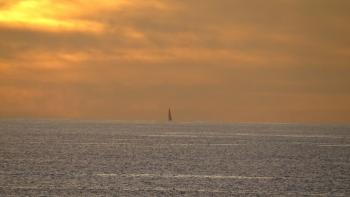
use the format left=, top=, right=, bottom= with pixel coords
left=0, top=119, right=349, bottom=196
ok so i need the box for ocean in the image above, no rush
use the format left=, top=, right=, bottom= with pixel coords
left=0, top=119, right=349, bottom=196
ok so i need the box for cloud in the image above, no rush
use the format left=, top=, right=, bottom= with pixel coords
left=0, top=0, right=173, bottom=32
left=1, top=0, right=350, bottom=122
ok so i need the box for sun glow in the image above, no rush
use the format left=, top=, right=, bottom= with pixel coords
left=0, top=0, right=128, bottom=32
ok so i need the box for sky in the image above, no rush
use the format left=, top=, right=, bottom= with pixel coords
left=0, top=0, right=350, bottom=123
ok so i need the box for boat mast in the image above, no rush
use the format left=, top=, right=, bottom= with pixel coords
left=168, top=108, right=172, bottom=121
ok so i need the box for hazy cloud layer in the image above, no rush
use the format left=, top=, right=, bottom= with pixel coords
left=1, top=0, right=350, bottom=122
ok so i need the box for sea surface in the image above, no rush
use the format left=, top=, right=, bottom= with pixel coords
left=0, top=119, right=349, bottom=196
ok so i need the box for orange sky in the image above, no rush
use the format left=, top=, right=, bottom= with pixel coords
left=1, top=0, right=350, bottom=123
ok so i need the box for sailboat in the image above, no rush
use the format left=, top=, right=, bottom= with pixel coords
left=168, top=108, right=173, bottom=121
